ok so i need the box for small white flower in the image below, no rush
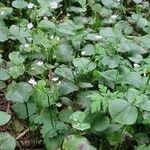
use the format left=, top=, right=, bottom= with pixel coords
left=37, top=61, right=43, bottom=66
left=108, top=19, right=113, bottom=23
left=28, top=78, right=37, bottom=86
left=52, top=77, right=59, bottom=81
left=67, top=13, right=70, bottom=17
left=144, top=69, right=147, bottom=77
left=28, top=38, right=33, bottom=42
left=50, top=35, right=54, bottom=39
left=55, top=36, right=60, bottom=41
left=24, top=43, right=29, bottom=48
left=50, top=1, right=58, bottom=9
left=1, top=11, right=4, bottom=15
left=111, top=15, right=118, bottom=19
left=28, top=3, right=34, bottom=9
left=95, top=35, right=102, bottom=40
left=133, top=63, right=140, bottom=68
left=81, top=51, right=86, bottom=55
left=56, top=103, right=62, bottom=107
left=27, top=23, right=33, bottom=29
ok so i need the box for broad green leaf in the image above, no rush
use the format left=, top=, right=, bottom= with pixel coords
left=58, top=20, right=76, bottom=35
left=73, top=57, right=96, bottom=73
left=102, top=0, right=114, bottom=7
left=0, top=68, right=10, bottom=80
left=0, top=27, right=9, bottom=42
left=55, top=65, right=74, bottom=80
left=137, top=18, right=148, bottom=29
left=101, top=55, right=120, bottom=68
left=109, top=99, right=138, bottom=125
left=56, top=43, right=75, bottom=62
left=0, top=132, right=16, bottom=150
left=92, top=116, right=110, bottom=132
left=0, top=7, right=13, bottom=19
left=0, top=111, right=11, bottom=126
left=119, top=72, right=142, bottom=88
left=9, top=64, right=25, bottom=79
left=58, top=82, right=79, bottom=95
left=38, top=18, right=55, bottom=30
left=9, top=51, right=25, bottom=64
left=12, top=102, right=37, bottom=119
left=12, top=0, right=28, bottom=9
left=82, top=44, right=95, bottom=56
left=62, top=135, right=96, bottom=150
left=133, top=0, right=142, bottom=4
left=6, top=82, right=33, bottom=102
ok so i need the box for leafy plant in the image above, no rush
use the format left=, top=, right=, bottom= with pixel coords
left=0, top=0, right=150, bottom=149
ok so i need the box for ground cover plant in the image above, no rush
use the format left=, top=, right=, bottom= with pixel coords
left=0, top=0, right=150, bottom=149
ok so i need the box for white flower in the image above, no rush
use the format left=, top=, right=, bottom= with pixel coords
left=1, top=12, right=4, bottom=15
left=52, top=77, right=59, bottom=81
left=144, top=69, right=147, bottom=77
left=67, top=13, right=70, bottom=17
left=28, top=38, right=33, bottom=42
left=134, top=63, right=140, bottom=68
left=95, top=35, right=102, bottom=40
left=108, top=19, right=113, bottom=23
left=56, top=103, right=62, bottom=107
left=50, top=1, right=58, bottom=9
left=28, top=78, right=37, bottom=86
left=111, top=15, right=118, bottom=19
left=50, top=35, right=54, bottom=39
left=37, top=61, right=43, bottom=66
left=55, top=36, right=60, bottom=41
left=27, top=23, right=33, bottom=29
left=24, top=43, right=29, bottom=48
left=28, top=3, right=34, bottom=9
left=81, top=51, right=86, bottom=55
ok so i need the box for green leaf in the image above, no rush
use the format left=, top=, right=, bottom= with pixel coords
left=12, top=102, right=36, bottom=119
left=12, top=0, right=28, bottom=9
left=38, top=18, right=55, bottom=30
left=0, top=68, right=10, bottom=80
left=0, top=111, right=11, bottom=126
left=58, top=82, right=79, bottom=95
left=56, top=43, right=75, bottom=62
left=82, top=44, right=95, bottom=56
left=0, top=7, right=13, bottom=19
left=133, top=0, right=142, bottom=4
left=101, top=55, right=120, bottom=68
left=6, top=82, right=33, bottom=102
left=119, top=72, right=142, bottom=88
left=55, top=65, right=74, bottom=80
left=62, top=135, right=96, bottom=150
left=73, top=57, right=96, bottom=73
left=137, top=18, right=148, bottom=29
left=0, top=27, right=9, bottom=42
left=58, top=20, right=76, bottom=35
left=9, top=51, right=25, bottom=65
left=0, top=132, right=16, bottom=150
left=92, top=116, right=110, bottom=132
left=109, top=99, right=138, bottom=125
left=102, top=0, right=114, bottom=7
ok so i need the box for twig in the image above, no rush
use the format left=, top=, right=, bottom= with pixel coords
left=16, top=128, right=30, bottom=140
